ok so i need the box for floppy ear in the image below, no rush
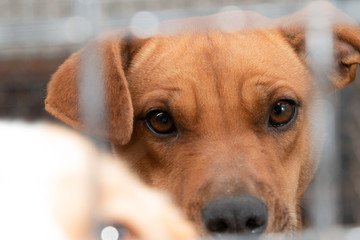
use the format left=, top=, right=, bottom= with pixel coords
left=45, top=30, right=147, bottom=145
left=280, top=1, right=360, bottom=90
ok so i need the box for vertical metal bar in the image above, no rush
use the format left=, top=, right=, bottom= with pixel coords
left=76, top=1, right=105, bottom=239
left=306, top=6, right=340, bottom=230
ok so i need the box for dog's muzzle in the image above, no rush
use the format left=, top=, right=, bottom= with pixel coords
left=201, top=195, right=268, bottom=236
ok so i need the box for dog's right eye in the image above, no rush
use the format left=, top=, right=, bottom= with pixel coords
left=145, top=110, right=177, bottom=136
left=268, top=100, right=297, bottom=128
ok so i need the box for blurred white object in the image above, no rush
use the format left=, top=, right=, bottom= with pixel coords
left=0, top=120, right=197, bottom=240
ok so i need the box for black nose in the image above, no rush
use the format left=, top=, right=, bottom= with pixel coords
left=201, top=196, right=268, bottom=235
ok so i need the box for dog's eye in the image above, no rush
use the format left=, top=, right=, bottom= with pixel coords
left=145, top=110, right=176, bottom=135
left=268, top=100, right=297, bottom=127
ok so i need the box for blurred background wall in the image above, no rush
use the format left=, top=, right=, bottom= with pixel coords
left=0, top=0, right=359, bottom=228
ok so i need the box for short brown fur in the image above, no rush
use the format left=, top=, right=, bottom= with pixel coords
left=45, top=2, right=360, bottom=235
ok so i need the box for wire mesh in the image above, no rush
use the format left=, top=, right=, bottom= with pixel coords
left=1, top=0, right=360, bottom=239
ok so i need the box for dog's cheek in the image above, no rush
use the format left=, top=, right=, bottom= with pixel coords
left=111, top=124, right=176, bottom=185
left=253, top=134, right=305, bottom=211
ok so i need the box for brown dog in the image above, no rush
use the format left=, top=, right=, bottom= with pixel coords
left=45, top=1, right=360, bottom=237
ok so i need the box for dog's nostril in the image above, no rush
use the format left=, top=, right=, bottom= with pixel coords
left=202, top=195, right=268, bottom=235
left=207, top=219, right=229, bottom=233
left=246, top=216, right=264, bottom=233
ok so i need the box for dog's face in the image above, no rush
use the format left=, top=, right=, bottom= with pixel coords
left=45, top=2, right=360, bottom=237
left=114, top=31, right=315, bottom=233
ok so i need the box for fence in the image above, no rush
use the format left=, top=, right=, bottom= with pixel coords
left=1, top=0, right=360, bottom=239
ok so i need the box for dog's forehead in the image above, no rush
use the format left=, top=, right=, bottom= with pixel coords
left=126, top=29, right=313, bottom=134
left=129, top=29, right=311, bottom=101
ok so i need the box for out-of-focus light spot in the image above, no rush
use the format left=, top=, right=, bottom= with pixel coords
left=76, top=0, right=95, bottom=4
left=101, top=226, right=119, bottom=240
left=219, top=5, right=241, bottom=13
left=347, top=227, right=360, bottom=240
left=216, top=6, right=245, bottom=33
left=65, top=16, right=93, bottom=43
left=130, top=11, right=159, bottom=38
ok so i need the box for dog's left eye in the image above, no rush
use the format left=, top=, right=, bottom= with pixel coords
left=145, top=110, right=177, bottom=135
left=268, top=100, right=297, bottom=128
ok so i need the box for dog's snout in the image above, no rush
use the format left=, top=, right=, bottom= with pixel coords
left=201, top=196, right=268, bottom=235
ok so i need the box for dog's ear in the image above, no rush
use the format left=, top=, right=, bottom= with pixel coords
left=280, top=1, right=360, bottom=90
left=45, top=30, right=147, bottom=145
